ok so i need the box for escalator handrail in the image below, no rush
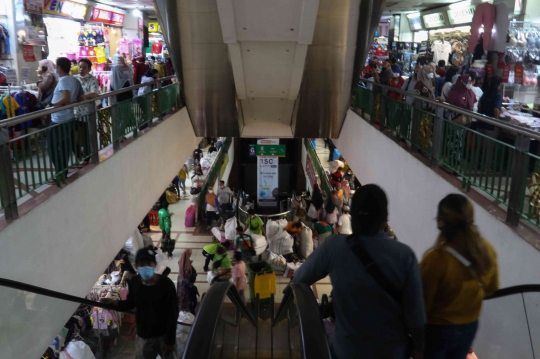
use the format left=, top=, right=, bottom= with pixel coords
left=0, top=277, right=193, bottom=326
left=273, top=283, right=332, bottom=359
left=485, top=284, right=540, bottom=300
left=182, top=281, right=257, bottom=359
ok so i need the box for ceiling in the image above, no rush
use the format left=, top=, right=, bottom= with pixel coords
left=383, top=0, right=457, bottom=15
left=94, top=0, right=155, bottom=11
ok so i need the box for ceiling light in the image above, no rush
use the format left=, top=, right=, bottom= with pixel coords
left=449, top=1, right=471, bottom=9
left=70, top=0, right=88, bottom=4
left=133, top=8, right=142, bottom=17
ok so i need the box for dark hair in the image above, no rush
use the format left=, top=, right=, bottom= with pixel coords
left=468, top=71, right=477, bottom=84
left=71, top=59, right=77, bottom=65
left=484, top=75, right=502, bottom=97
left=368, top=61, right=377, bottom=69
left=220, top=180, right=225, bottom=185
left=293, top=222, right=302, bottom=228
left=438, top=60, right=446, bottom=67
left=56, top=57, right=71, bottom=74
left=312, top=218, right=319, bottom=224
left=350, top=184, right=388, bottom=236
left=144, top=68, right=158, bottom=78
left=248, top=209, right=255, bottom=215
left=217, top=246, right=226, bottom=255
left=150, top=55, right=156, bottom=60
left=236, top=226, right=244, bottom=232
left=390, top=58, right=397, bottom=64
left=161, top=201, right=169, bottom=210
left=78, top=58, right=92, bottom=69
left=162, top=267, right=171, bottom=277
left=234, top=252, right=242, bottom=261
left=445, top=66, right=459, bottom=83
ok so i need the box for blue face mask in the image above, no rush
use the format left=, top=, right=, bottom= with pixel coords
left=138, top=266, right=155, bottom=280
left=54, top=70, right=59, bottom=77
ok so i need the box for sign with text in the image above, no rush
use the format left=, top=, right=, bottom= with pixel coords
left=22, top=45, right=36, bottom=62
left=21, top=67, right=31, bottom=81
left=89, top=8, right=125, bottom=26
left=447, top=5, right=475, bottom=25
left=248, top=144, right=256, bottom=157
left=256, top=144, right=286, bottom=157
left=6, top=69, right=18, bottom=84
left=422, top=12, right=446, bottom=29
left=24, top=0, right=43, bottom=15
left=148, top=22, right=162, bottom=33
left=257, top=138, right=279, bottom=207
left=44, top=0, right=88, bottom=20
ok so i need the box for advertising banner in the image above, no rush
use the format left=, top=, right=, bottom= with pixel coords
left=257, top=139, right=279, bottom=207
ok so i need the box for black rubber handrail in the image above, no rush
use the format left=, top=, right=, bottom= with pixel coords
left=485, top=284, right=540, bottom=300
left=0, top=277, right=193, bottom=326
left=182, top=281, right=257, bottom=359
left=273, top=283, right=332, bottom=359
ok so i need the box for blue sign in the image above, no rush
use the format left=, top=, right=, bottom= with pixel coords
left=249, top=144, right=256, bottom=157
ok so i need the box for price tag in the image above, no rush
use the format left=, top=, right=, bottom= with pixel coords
left=5, top=69, right=17, bottom=84
left=21, top=67, right=30, bottom=81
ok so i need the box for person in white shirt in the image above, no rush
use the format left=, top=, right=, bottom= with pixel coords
left=336, top=206, right=352, bottom=235
left=401, top=64, right=421, bottom=105
left=468, top=71, right=484, bottom=112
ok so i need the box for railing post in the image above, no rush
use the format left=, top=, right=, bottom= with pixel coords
left=86, top=102, right=99, bottom=164
left=506, top=133, right=530, bottom=226
left=156, top=81, right=163, bottom=122
left=410, top=102, right=422, bottom=153
left=0, top=129, right=18, bottom=219
left=147, top=91, right=154, bottom=128
left=110, top=95, right=120, bottom=150
left=369, top=91, right=376, bottom=125
left=431, top=106, right=444, bottom=167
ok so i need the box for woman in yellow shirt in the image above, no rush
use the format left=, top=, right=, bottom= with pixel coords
left=421, top=194, right=499, bottom=359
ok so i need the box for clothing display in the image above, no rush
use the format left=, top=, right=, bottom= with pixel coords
left=468, top=3, right=496, bottom=53
left=117, top=37, right=132, bottom=57
left=431, top=40, right=452, bottom=65
left=151, top=41, right=163, bottom=55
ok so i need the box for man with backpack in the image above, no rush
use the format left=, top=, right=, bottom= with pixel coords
left=235, top=226, right=256, bottom=262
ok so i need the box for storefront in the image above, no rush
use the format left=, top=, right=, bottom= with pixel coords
left=148, top=21, right=165, bottom=58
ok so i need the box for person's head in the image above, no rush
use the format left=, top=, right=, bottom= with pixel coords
left=423, top=63, right=435, bottom=79
left=161, top=201, right=169, bottom=210
left=343, top=205, right=350, bottom=214
left=295, top=192, right=302, bottom=201
left=293, top=222, right=302, bottom=229
left=208, top=187, right=214, bottom=194
left=390, top=58, right=397, bottom=65
left=216, top=245, right=226, bottom=256
left=234, top=251, right=243, bottom=262
left=350, top=184, right=388, bottom=236
left=468, top=71, right=478, bottom=87
left=78, top=59, right=92, bottom=77
left=236, top=225, right=244, bottom=234
left=486, top=75, right=503, bottom=95
left=459, top=73, right=472, bottom=90
left=382, top=59, right=392, bottom=71
left=336, top=182, right=342, bottom=189
left=144, top=68, right=159, bottom=79
left=150, top=55, right=156, bottom=61
left=337, top=167, right=343, bottom=172
left=347, top=169, right=352, bottom=175
left=312, top=218, right=319, bottom=224
left=413, top=64, right=422, bottom=79
left=248, top=209, right=256, bottom=218
left=372, top=56, right=379, bottom=62
left=219, top=180, right=225, bottom=189
left=37, top=59, right=54, bottom=75
left=56, top=57, right=71, bottom=76
left=368, top=61, right=377, bottom=70
left=445, top=66, right=459, bottom=83
left=71, top=59, right=77, bottom=66
left=331, top=190, right=337, bottom=197
left=438, top=59, right=446, bottom=68
left=135, top=247, right=157, bottom=280
left=117, top=56, right=127, bottom=66
left=435, top=194, right=493, bottom=275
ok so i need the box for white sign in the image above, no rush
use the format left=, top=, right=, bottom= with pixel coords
left=422, top=12, right=446, bottom=28
left=447, top=5, right=475, bottom=25
left=5, top=69, right=17, bottom=84
left=21, top=67, right=30, bottom=81
left=257, top=138, right=279, bottom=207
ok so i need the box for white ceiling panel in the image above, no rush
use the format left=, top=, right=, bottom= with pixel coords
left=241, top=41, right=297, bottom=97
left=241, top=98, right=295, bottom=124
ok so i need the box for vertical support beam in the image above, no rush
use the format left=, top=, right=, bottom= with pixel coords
left=431, top=106, right=444, bottom=167
left=0, top=128, right=18, bottom=219
left=507, top=133, right=530, bottom=226
left=86, top=102, right=99, bottom=164
left=410, top=103, right=421, bottom=153
left=110, top=95, right=120, bottom=151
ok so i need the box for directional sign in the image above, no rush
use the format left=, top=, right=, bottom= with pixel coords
left=256, top=144, right=286, bottom=157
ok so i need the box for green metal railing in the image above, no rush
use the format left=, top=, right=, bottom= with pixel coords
left=196, top=137, right=233, bottom=221
left=303, top=138, right=332, bottom=199
left=0, top=77, right=180, bottom=219
left=352, top=80, right=540, bottom=229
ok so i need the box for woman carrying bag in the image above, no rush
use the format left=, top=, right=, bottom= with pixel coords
left=36, top=59, right=57, bottom=111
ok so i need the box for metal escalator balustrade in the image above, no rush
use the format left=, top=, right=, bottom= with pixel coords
left=0, top=77, right=181, bottom=220
left=351, top=79, right=540, bottom=230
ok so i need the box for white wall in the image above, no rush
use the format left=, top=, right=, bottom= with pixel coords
left=334, top=110, right=540, bottom=358
left=0, top=108, right=199, bottom=359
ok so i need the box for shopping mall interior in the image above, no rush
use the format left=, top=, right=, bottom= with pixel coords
left=1, top=0, right=540, bottom=358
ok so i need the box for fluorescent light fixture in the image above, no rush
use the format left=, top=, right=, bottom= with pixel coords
left=407, top=13, right=421, bottom=19
left=449, top=1, right=471, bottom=9
left=133, top=9, right=142, bottom=17
left=70, top=0, right=88, bottom=4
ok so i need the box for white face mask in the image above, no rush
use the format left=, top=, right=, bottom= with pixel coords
left=466, top=84, right=473, bottom=90
left=428, top=73, right=434, bottom=79
left=393, top=73, right=400, bottom=78
left=208, top=190, right=213, bottom=194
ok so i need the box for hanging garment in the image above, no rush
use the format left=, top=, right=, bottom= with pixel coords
left=468, top=3, right=496, bottom=53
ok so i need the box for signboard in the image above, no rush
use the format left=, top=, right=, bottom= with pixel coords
left=256, top=144, right=286, bottom=157
left=248, top=144, right=256, bottom=157
left=21, top=67, right=30, bottom=81
left=19, top=0, right=47, bottom=46
left=447, top=5, right=475, bottom=25
left=393, top=15, right=400, bottom=42
left=257, top=138, right=279, bottom=207
left=44, top=0, right=88, bottom=20
left=89, top=8, right=125, bottom=26
left=407, top=13, right=423, bottom=31
left=6, top=69, right=18, bottom=84
left=422, top=12, right=446, bottom=29
left=22, top=45, right=36, bottom=62
left=305, top=155, right=317, bottom=188
left=148, top=22, right=162, bottom=33
left=24, top=0, right=43, bottom=15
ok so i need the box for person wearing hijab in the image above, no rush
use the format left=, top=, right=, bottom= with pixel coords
left=401, top=64, right=421, bottom=105
left=110, top=57, right=135, bottom=141
left=138, top=68, right=159, bottom=96
left=311, top=183, right=324, bottom=210
left=36, top=59, right=57, bottom=108
left=446, top=73, right=476, bottom=113
left=177, top=249, right=197, bottom=312
left=414, top=65, right=435, bottom=101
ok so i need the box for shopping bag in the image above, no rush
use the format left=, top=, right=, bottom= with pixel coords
left=307, top=203, right=318, bottom=218
left=283, top=262, right=302, bottom=278
left=207, top=271, right=217, bottom=284
left=334, top=148, right=341, bottom=159
left=225, top=217, right=237, bottom=240
left=298, top=225, right=313, bottom=259
left=268, top=251, right=287, bottom=272
left=249, top=233, right=268, bottom=255
left=185, top=206, right=195, bottom=227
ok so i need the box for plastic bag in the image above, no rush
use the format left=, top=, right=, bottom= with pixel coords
left=307, top=203, right=318, bottom=218
left=284, top=262, right=302, bottom=278
left=64, top=341, right=96, bottom=359
left=268, top=251, right=287, bottom=272
left=298, top=225, right=313, bottom=259
left=248, top=233, right=268, bottom=255
left=225, top=217, right=238, bottom=240
left=176, top=311, right=195, bottom=358
left=328, top=160, right=345, bottom=174
left=155, top=250, right=169, bottom=275
left=207, top=271, right=217, bottom=284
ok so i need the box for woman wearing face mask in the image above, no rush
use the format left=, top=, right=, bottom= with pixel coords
left=138, top=68, right=159, bottom=96
left=413, top=65, right=436, bottom=109
left=401, top=64, right=421, bottom=105
left=421, top=194, right=498, bottom=359
left=36, top=59, right=57, bottom=109
left=110, top=57, right=135, bottom=141
left=388, top=71, right=404, bottom=101
left=439, top=66, right=459, bottom=101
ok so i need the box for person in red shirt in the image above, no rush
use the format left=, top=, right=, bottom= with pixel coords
left=388, top=73, right=405, bottom=100
left=133, top=56, right=150, bottom=85
left=436, top=60, right=447, bottom=78
left=330, top=167, right=343, bottom=187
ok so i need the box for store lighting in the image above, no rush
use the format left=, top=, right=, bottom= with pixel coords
left=449, top=1, right=471, bottom=10
left=70, top=0, right=88, bottom=4
left=133, top=9, right=142, bottom=17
